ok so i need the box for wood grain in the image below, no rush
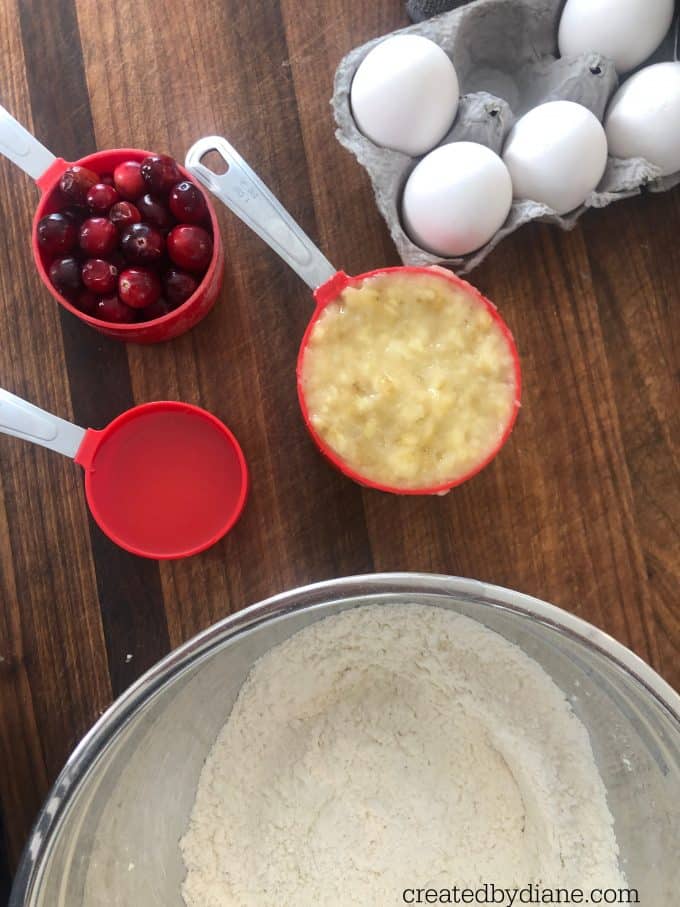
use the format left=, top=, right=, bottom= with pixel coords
left=0, top=0, right=112, bottom=870
left=0, top=0, right=677, bottom=888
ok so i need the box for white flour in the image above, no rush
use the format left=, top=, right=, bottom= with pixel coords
left=181, top=604, right=625, bottom=906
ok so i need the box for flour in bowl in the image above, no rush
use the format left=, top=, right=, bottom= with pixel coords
left=180, top=604, right=625, bottom=906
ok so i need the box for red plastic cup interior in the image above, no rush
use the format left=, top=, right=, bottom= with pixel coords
left=74, top=402, right=248, bottom=559
left=296, top=266, right=522, bottom=496
left=32, top=149, right=223, bottom=338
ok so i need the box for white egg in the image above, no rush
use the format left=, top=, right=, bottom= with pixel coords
left=605, top=62, right=680, bottom=177
left=558, top=0, right=674, bottom=74
left=402, top=142, right=513, bottom=257
left=350, top=34, right=459, bottom=156
left=502, top=101, right=608, bottom=215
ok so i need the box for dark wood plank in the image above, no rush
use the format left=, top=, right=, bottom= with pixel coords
left=18, top=0, right=171, bottom=697
left=580, top=189, right=680, bottom=684
left=0, top=0, right=111, bottom=868
left=0, top=809, right=11, bottom=905
left=0, top=0, right=677, bottom=885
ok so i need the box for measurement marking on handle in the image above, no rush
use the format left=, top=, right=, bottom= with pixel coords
left=0, top=135, right=32, bottom=158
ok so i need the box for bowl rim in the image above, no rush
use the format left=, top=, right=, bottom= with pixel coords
left=10, top=572, right=680, bottom=904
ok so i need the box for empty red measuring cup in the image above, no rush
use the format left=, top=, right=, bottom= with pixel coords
left=0, top=389, right=248, bottom=558
left=185, top=137, right=521, bottom=495
left=0, top=104, right=223, bottom=343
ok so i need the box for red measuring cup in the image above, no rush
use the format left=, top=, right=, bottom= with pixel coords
left=185, top=137, right=521, bottom=495
left=0, top=104, right=224, bottom=343
left=0, top=389, right=248, bottom=558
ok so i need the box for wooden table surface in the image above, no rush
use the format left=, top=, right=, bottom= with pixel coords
left=0, top=0, right=678, bottom=891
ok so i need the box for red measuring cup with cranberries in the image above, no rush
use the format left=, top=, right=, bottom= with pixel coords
left=0, top=104, right=223, bottom=342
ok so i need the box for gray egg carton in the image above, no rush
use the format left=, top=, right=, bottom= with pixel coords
left=332, top=0, right=680, bottom=273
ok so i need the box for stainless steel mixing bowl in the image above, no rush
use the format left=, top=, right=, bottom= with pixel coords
left=10, top=574, right=680, bottom=906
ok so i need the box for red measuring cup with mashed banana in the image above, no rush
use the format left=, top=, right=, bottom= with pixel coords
left=0, top=104, right=223, bottom=342
left=186, top=137, right=521, bottom=495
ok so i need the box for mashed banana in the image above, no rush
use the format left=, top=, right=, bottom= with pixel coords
left=300, top=272, right=517, bottom=489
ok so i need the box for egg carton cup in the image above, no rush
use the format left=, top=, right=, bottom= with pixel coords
left=332, top=0, right=680, bottom=273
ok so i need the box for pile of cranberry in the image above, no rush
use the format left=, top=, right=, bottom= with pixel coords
left=37, top=154, right=213, bottom=324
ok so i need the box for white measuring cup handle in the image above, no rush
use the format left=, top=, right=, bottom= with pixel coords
left=0, top=388, right=86, bottom=458
left=185, top=136, right=337, bottom=291
left=0, top=104, right=57, bottom=182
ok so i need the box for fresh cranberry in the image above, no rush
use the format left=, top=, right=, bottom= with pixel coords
left=136, top=193, right=174, bottom=230
left=109, top=201, right=141, bottom=232
left=82, top=258, right=118, bottom=295
left=113, top=161, right=145, bottom=200
left=73, top=289, right=98, bottom=315
left=86, top=183, right=119, bottom=214
left=59, top=165, right=99, bottom=204
left=79, top=217, right=118, bottom=256
left=100, top=174, right=115, bottom=187
left=95, top=295, right=136, bottom=323
left=140, top=154, right=181, bottom=194
left=118, top=267, right=161, bottom=309
left=37, top=213, right=77, bottom=256
left=49, top=256, right=82, bottom=296
left=169, top=181, right=208, bottom=224
left=137, top=297, right=173, bottom=322
left=164, top=268, right=198, bottom=306
left=120, top=222, right=165, bottom=263
left=167, top=225, right=212, bottom=272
